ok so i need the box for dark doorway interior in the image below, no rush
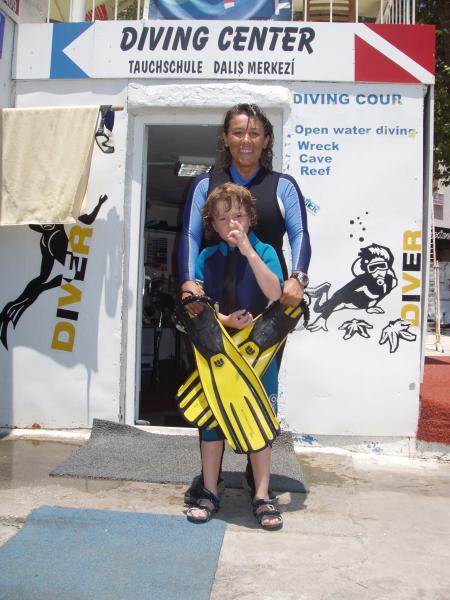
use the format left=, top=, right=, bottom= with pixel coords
left=138, top=124, right=221, bottom=426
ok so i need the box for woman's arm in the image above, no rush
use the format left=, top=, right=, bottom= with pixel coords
left=178, top=176, right=209, bottom=283
left=277, top=175, right=311, bottom=275
left=277, top=175, right=312, bottom=306
left=178, top=176, right=210, bottom=313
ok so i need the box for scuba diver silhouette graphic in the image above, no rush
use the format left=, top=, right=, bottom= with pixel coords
left=307, top=243, right=398, bottom=332
left=0, top=194, right=107, bottom=349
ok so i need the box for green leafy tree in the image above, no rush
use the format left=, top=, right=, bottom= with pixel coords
left=417, top=1, right=450, bottom=187
left=118, top=2, right=140, bottom=20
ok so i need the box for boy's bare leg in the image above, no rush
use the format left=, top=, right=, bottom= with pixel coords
left=250, top=447, right=281, bottom=528
left=187, top=440, right=223, bottom=521
left=201, top=440, right=224, bottom=496
left=249, top=447, right=271, bottom=499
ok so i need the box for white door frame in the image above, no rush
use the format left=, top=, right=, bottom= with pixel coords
left=123, top=103, right=283, bottom=426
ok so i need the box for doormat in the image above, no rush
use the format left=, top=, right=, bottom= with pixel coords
left=417, top=356, right=450, bottom=445
left=0, top=505, right=225, bottom=600
left=50, top=419, right=307, bottom=493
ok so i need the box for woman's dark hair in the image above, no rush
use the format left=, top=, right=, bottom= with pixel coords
left=219, top=103, right=274, bottom=172
left=202, top=182, right=257, bottom=239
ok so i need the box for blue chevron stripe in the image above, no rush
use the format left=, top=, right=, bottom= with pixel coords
left=50, top=23, right=92, bottom=79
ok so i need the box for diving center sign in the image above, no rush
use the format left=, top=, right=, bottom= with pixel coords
left=14, top=21, right=435, bottom=84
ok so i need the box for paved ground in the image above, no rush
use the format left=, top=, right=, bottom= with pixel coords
left=1, top=437, right=449, bottom=599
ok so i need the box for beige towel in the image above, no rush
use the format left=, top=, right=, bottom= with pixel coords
left=0, top=106, right=99, bottom=225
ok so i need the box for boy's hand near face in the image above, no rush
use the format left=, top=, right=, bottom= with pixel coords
left=228, top=219, right=281, bottom=303
left=227, top=220, right=255, bottom=258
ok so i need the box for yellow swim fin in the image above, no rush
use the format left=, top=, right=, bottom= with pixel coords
left=177, top=297, right=281, bottom=454
left=177, top=299, right=308, bottom=432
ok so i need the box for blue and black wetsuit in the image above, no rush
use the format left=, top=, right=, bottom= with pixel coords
left=179, top=165, right=311, bottom=283
left=195, top=231, right=283, bottom=442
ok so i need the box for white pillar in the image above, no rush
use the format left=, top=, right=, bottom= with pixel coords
left=70, top=0, right=86, bottom=21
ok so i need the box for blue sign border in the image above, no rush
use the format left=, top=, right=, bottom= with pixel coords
left=0, top=12, right=5, bottom=59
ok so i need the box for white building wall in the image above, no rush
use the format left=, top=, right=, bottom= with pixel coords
left=0, top=79, right=128, bottom=428
left=1, top=20, right=435, bottom=436
left=125, top=80, right=424, bottom=437
left=0, top=77, right=426, bottom=434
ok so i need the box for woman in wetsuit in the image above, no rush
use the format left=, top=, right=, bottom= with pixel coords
left=178, top=103, right=311, bottom=521
left=179, top=103, right=311, bottom=304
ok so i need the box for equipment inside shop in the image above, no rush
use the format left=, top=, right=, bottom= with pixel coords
left=139, top=124, right=221, bottom=425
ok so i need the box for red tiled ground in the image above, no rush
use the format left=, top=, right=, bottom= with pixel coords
left=417, top=356, right=450, bottom=444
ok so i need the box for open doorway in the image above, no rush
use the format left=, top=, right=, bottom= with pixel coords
left=138, top=124, right=221, bottom=426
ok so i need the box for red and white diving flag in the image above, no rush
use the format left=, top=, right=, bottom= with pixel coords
left=355, top=24, right=435, bottom=83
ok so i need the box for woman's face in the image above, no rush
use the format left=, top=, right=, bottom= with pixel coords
left=223, top=114, right=269, bottom=174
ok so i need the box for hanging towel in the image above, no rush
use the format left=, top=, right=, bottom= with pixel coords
left=0, top=106, right=100, bottom=225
